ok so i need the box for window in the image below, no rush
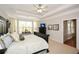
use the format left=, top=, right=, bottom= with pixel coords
left=18, top=20, right=38, bottom=34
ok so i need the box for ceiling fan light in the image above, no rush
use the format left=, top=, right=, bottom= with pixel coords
left=33, top=4, right=47, bottom=13
left=37, top=9, right=42, bottom=13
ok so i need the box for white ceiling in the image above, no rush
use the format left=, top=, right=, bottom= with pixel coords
left=0, top=4, right=79, bottom=19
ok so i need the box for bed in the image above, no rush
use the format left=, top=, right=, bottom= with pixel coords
left=0, top=33, right=48, bottom=54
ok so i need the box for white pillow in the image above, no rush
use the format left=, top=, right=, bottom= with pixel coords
left=1, top=35, right=14, bottom=48
left=0, top=44, right=3, bottom=49
left=11, top=32, right=20, bottom=42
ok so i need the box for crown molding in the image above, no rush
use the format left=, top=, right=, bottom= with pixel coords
left=41, top=8, right=79, bottom=20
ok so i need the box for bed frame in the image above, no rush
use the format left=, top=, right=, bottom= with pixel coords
left=33, top=49, right=49, bottom=54
left=0, top=49, right=49, bottom=54
left=0, top=48, right=7, bottom=54
left=34, top=32, right=49, bottom=43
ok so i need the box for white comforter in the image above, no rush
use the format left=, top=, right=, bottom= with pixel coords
left=5, top=34, right=48, bottom=54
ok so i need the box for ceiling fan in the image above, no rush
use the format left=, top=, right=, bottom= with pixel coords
left=33, top=4, right=47, bottom=13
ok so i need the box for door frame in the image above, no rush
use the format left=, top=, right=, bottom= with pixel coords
left=63, top=19, right=77, bottom=48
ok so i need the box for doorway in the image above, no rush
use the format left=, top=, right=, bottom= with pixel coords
left=63, top=19, right=76, bottom=48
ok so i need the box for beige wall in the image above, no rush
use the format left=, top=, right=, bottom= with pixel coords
left=0, top=10, right=8, bottom=19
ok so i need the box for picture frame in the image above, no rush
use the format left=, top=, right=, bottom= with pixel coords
left=52, top=24, right=59, bottom=31
left=48, top=25, right=53, bottom=30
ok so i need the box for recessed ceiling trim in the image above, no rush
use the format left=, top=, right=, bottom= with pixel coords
left=41, top=4, right=74, bottom=19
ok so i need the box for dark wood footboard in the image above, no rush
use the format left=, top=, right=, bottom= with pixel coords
left=33, top=49, right=49, bottom=54
left=34, top=32, right=49, bottom=43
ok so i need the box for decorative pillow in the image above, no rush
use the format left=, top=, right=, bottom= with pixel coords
left=0, top=38, right=6, bottom=49
left=11, top=32, right=20, bottom=42
left=19, top=34, right=25, bottom=41
left=1, top=34, right=14, bottom=48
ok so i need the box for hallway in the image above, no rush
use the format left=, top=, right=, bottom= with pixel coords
left=64, top=37, right=76, bottom=48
